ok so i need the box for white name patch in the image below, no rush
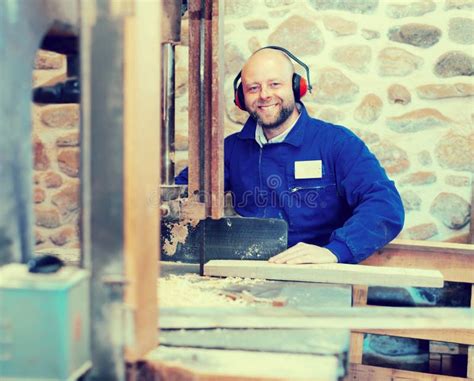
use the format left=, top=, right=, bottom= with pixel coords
left=295, top=160, right=322, bottom=179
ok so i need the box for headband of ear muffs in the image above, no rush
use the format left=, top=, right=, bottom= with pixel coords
left=233, top=46, right=312, bottom=112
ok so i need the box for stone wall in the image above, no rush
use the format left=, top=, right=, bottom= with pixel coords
left=33, top=0, right=473, bottom=250
left=33, top=50, right=80, bottom=249
left=176, top=0, right=473, bottom=243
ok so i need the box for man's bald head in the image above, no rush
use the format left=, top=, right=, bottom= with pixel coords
left=241, top=48, right=295, bottom=83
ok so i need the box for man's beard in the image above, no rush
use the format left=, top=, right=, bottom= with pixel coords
left=249, top=102, right=295, bottom=129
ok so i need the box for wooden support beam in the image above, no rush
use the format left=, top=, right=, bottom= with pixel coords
left=187, top=0, right=224, bottom=217
left=204, top=260, right=444, bottom=288
left=352, top=285, right=369, bottom=306
left=347, top=363, right=469, bottom=381
left=386, top=239, right=474, bottom=255
left=186, top=0, right=223, bottom=218
left=468, top=179, right=474, bottom=379
left=202, top=0, right=212, bottom=211
left=123, top=1, right=161, bottom=361
left=81, top=2, right=127, bottom=378
left=362, top=239, right=474, bottom=283
left=187, top=0, right=202, bottom=195
left=209, top=0, right=224, bottom=219
left=468, top=345, right=474, bottom=380
left=352, top=328, right=474, bottom=346
left=468, top=283, right=474, bottom=379
left=350, top=285, right=368, bottom=364
left=350, top=239, right=474, bottom=378
left=470, top=174, right=474, bottom=245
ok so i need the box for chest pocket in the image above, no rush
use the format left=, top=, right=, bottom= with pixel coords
left=284, top=170, right=340, bottom=229
left=288, top=177, right=334, bottom=192
left=288, top=177, right=337, bottom=206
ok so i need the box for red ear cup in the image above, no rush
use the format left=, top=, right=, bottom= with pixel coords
left=234, top=83, right=246, bottom=111
left=299, top=76, right=308, bottom=99
left=233, top=71, right=247, bottom=111
left=292, top=73, right=308, bottom=101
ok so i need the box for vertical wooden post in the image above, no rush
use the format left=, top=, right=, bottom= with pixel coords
left=468, top=176, right=474, bottom=379
left=187, top=0, right=224, bottom=218
left=467, top=284, right=474, bottom=379
left=123, top=0, right=161, bottom=361
left=187, top=0, right=202, bottom=197
left=209, top=0, right=224, bottom=219
left=350, top=285, right=369, bottom=364
left=202, top=0, right=212, bottom=212
left=82, top=1, right=127, bottom=378
left=470, top=175, right=474, bottom=246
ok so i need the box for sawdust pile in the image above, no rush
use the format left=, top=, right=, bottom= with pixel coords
left=159, top=274, right=264, bottom=307
left=162, top=221, right=191, bottom=256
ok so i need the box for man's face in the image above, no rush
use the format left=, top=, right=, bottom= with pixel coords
left=241, top=55, right=296, bottom=129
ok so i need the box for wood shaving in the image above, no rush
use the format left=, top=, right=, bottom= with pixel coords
left=162, top=221, right=191, bottom=256
left=159, top=274, right=264, bottom=307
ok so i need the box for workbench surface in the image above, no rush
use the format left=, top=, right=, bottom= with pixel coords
left=154, top=268, right=352, bottom=381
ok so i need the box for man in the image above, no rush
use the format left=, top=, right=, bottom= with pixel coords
left=176, top=47, right=404, bottom=264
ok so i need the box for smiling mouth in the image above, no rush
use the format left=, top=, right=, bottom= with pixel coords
left=258, top=104, right=278, bottom=110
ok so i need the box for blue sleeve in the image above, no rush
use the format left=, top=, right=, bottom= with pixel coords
left=174, top=167, right=189, bottom=185
left=223, top=136, right=235, bottom=192
left=324, top=131, right=405, bottom=264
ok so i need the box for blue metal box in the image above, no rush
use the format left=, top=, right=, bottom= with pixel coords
left=0, top=264, right=91, bottom=380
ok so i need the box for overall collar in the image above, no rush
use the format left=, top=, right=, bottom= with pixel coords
left=237, top=102, right=308, bottom=147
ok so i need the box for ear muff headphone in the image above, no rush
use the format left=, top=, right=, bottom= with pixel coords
left=233, top=46, right=313, bottom=111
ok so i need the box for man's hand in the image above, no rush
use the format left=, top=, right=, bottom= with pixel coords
left=268, top=242, right=338, bottom=264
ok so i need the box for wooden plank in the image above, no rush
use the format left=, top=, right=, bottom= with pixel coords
left=468, top=345, right=474, bottom=379
left=386, top=239, right=474, bottom=256
left=159, top=306, right=474, bottom=330
left=352, top=329, right=474, bottom=346
left=123, top=1, right=160, bottom=361
left=361, top=248, right=474, bottom=283
left=204, top=260, right=444, bottom=288
left=160, top=328, right=349, bottom=355
left=146, top=346, right=340, bottom=381
left=350, top=285, right=368, bottom=364
left=146, top=362, right=284, bottom=381
left=348, top=363, right=469, bottom=381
